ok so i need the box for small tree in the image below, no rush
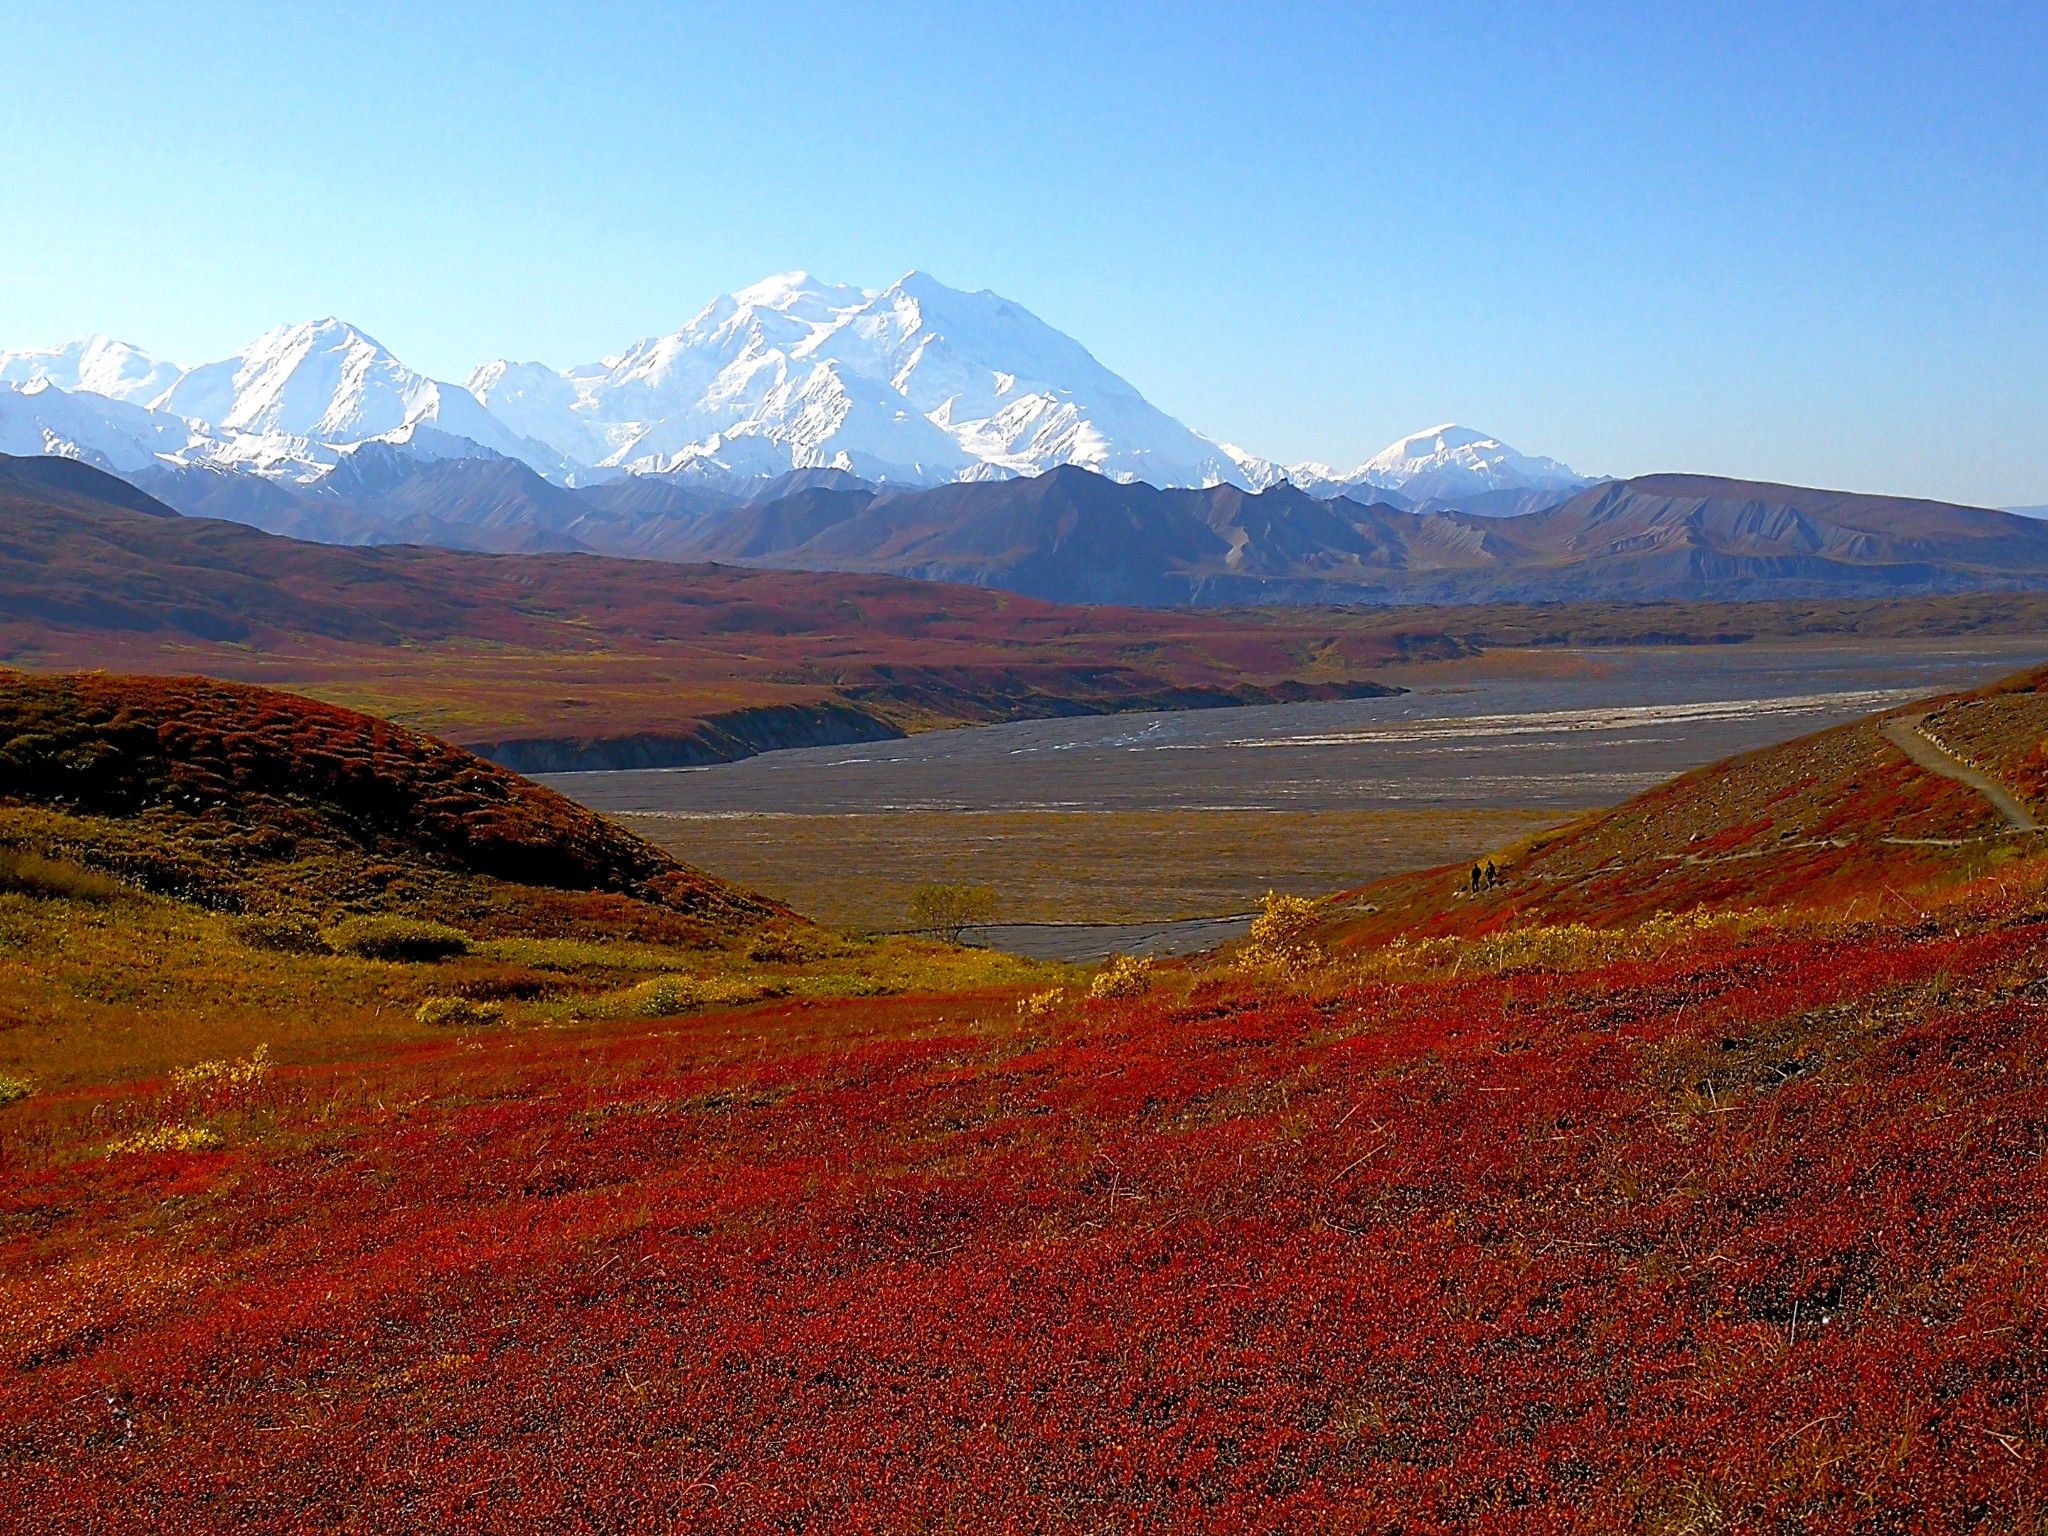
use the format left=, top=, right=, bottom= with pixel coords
left=909, top=882, right=999, bottom=943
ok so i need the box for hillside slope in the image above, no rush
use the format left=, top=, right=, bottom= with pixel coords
left=4, top=716, right=2045, bottom=1525
left=635, top=466, right=2048, bottom=606
left=0, top=671, right=779, bottom=937
left=1327, top=662, right=2048, bottom=945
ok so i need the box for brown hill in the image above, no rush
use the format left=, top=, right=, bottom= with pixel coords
left=104, top=445, right=2048, bottom=607
left=635, top=466, right=2048, bottom=606
left=0, top=671, right=779, bottom=937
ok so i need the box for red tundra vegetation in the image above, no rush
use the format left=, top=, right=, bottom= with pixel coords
left=2, top=669, right=2047, bottom=1530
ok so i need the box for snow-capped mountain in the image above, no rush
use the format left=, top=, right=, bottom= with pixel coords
left=0, top=335, right=183, bottom=404
left=155, top=318, right=571, bottom=473
left=0, top=319, right=576, bottom=488
left=1288, top=424, right=1587, bottom=502
left=0, top=377, right=212, bottom=470
left=468, top=271, right=1253, bottom=488
left=0, top=279, right=1590, bottom=506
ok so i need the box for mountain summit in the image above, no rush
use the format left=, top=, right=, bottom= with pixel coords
left=1288, top=424, right=1588, bottom=502
left=468, top=270, right=1252, bottom=488
left=0, top=276, right=1591, bottom=505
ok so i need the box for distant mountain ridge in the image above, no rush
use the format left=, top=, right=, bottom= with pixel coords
left=62, top=444, right=2048, bottom=608
left=645, top=467, right=2048, bottom=606
left=0, top=273, right=1591, bottom=508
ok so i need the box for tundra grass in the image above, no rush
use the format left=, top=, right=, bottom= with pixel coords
left=617, top=807, right=1571, bottom=929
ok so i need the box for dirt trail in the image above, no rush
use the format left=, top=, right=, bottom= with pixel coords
left=1881, top=714, right=2040, bottom=831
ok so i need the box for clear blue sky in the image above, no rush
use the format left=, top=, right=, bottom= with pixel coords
left=3, top=2, right=2043, bottom=504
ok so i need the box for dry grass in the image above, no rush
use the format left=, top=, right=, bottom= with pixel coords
left=618, top=807, right=1570, bottom=927
left=0, top=884, right=1067, bottom=1091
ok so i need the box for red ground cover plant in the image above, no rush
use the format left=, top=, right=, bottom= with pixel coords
left=4, top=904, right=2044, bottom=1531
left=0, top=671, right=776, bottom=927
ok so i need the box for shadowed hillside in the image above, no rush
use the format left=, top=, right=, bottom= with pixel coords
left=488, top=464, right=2048, bottom=607
left=0, top=671, right=780, bottom=936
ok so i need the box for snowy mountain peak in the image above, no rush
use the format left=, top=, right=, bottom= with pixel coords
left=464, top=270, right=1249, bottom=488
left=729, top=270, right=872, bottom=312
left=1289, top=423, right=1590, bottom=502
left=1363, top=423, right=1494, bottom=469
left=0, top=335, right=183, bottom=406
left=5, top=281, right=1589, bottom=505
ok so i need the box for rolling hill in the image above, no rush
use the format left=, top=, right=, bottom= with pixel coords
left=1326, top=658, right=2048, bottom=945
left=646, top=467, right=2048, bottom=606
left=0, top=670, right=779, bottom=938
left=0, top=454, right=1410, bottom=769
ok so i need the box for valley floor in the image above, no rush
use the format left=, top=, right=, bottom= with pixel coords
left=617, top=807, right=1569, bottom=932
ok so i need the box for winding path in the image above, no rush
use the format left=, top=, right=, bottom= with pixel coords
left=1881, top=714, right=2040, bottom=832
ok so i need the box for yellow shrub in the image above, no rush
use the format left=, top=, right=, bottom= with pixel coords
left=629, top=975, right=703, bottom=1018
left=322, top=915, right=470, bottom=961
left=171, top=1043, right=272, bottom=1093
left=0, top=1073, right=32, bottom=1107
left=106, top=1123, right=226, bottom=1155
left=0, top=847, right=124, bottom=902
left=1348, top=906, right=1762, bottom=982
left=1017, top=987, right=1065, bottom=1020
left=1089, top=955, right=1154, bottom=1000
left=1237, top=891, right=1324, bottom=975
left=414, top=997, right=505, bottom=1028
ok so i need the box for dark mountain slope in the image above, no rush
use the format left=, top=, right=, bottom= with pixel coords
left=101, top=446, right=2048, bottom=607
left=0, top=452, right=180, bottom=518
left=669, top=467, right=2048, bottom=606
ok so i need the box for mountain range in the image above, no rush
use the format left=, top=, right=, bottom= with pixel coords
left=8, top=442, right=2045, bottom=612
left=9, top=273, right=2044, bottom=610
left=0, top=272, right=1590, bottom=506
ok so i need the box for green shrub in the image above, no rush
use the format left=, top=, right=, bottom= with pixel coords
left=234, top=915, right=325, bottom=954
left=322, top=914, right=471, bottom=961
left=415, top=995, right=504, bottom=1028
left=0, top=1074, right=33, bottom=1107
left=908, top=883, right=999, bottom=943
left=0, top=848, right=124, bottom=902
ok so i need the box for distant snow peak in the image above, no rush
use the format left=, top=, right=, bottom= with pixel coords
left=466, top=270, right=1253, bottom=490
left=1288, top=424, right=1589, bottom=501
left=0, top=335, right=182, bottom=406
left=3, top=282, right=1589, bottom=504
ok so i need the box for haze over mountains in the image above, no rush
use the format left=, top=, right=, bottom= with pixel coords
left=0, top=271, right=1588, bottom=504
